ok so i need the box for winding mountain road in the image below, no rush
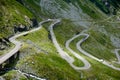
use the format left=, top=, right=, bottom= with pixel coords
left=49, top=19, right=91, bottom=70
left=1, top=18, right=120, bottom=72
left=50, top=18, right=120, bottom=71
left=72, top=32, right=120, bottom=71
left=0, top=19, right=52, bottom=65
left=66, top=34, right=91, bottom=70
left=0, top=19, right=91, bottom=71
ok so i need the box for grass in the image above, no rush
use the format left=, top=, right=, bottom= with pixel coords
left=68, top=35, right=120, bottom=80
left=20, top=53, right=81, bottom=80
left=18, top=27, right=57, bottom=54
left=54, top=19, right=84, bottom=45
left=1, top=0, right=120, bottom=79
left=112, top=63, right=120, bottom=68
left=15, top=26, right=82, bottom=80
left=2, top=14, right=120, bottom=80
left=81, top=19, right=120, bottom=62
left=24, top=0, right=49, bottom=20
left=82, top=30, right=116, bottom=61
left=53, top=18, right=120, bottom=79
left=2, top=70, right=27, bottom=80
left=72, top=0, right=107, bottom=19
left=0, top=43, right=14, bottom=56
left=0, top=0, right=34, bottom=38
left=42, top=20, right=85, bottom=67
left=62, top=47, right=85, bottom=67
left=83, top=57, right=120, bottom=80
left=73, top=56, right=84, bottom=67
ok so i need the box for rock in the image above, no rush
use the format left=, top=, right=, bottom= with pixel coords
left=3, top=37, right=10, bottom=42
left=30, top=18, right=38, bottom=27
left=0, top=38, right=9, bottom=50
left=0, top=77, right=5, bottom=80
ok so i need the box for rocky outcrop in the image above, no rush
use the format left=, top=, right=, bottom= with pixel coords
left=0, top=38, right=10, bottom=50
left=14, top=18, right=38, bottom=33
left=14, top=24, right=28, bottom=33
left=30, top=18, right=38, bottom=27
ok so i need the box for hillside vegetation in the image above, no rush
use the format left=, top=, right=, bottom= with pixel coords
left=1, top=0, right=120, bottom=80
left=0, top=0, right=34, bottom=38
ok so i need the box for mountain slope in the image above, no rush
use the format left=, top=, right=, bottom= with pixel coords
left=26, top=0, right=120, bottom=61
left=1, top=0, right=120, bottom=80
left=0, top=0, right=34, bottom=38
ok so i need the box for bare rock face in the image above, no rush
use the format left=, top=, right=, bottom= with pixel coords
left=40, top=0, right=91, bottom=28
left=30, top=18, right=38, bottom=27
left=0, top=38, right=10, bottom=50
left=111, top=35, right=120, bottom=48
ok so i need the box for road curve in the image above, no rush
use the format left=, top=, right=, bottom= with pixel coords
left=76, top=32, right=120, bottom=71
left=2, top=18, right=119, bottom=71
left=0, top=19, right=91, bottom=71
left=0, top=19, right=52, bottom=65
left=115, top=49, right=120, bottom=63
left=65, top=34, right=91, bottom=70
left=49, top=19, right=91, bottom=70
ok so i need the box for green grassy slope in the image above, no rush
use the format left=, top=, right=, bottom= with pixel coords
left=54, top=19, right=120, bottom=80
left=1, top=0, right=120, bottom=80
left=1, top=70, right=27, bottom=80
left=15, top=27, right=81, bottom=80
left=22, top=0, right=49, bottom=20
left=0, top=0, right=34, bottom=38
